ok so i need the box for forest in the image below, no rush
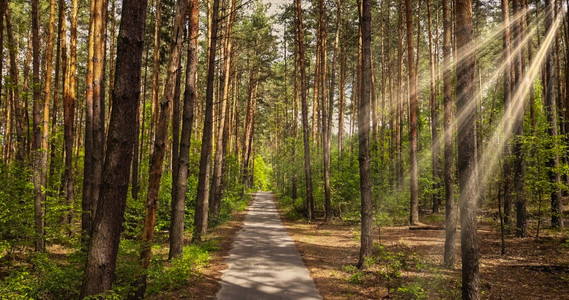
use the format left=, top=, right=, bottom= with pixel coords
left=0, top=0, right=568, bottom=298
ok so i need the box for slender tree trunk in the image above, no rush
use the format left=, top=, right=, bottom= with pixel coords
left=396, top=3, right=404, bottom=188
left=512, top=0, right=527, bottom=238
left=170, top=0, right=198, bottom=259
left=501, top=0, right=513, bottom=229
left=296, top=0, right=314, bottom=220
left=545, top=0, right=564, bottom=228
left=80, top=0, right=148, bottom=294
left=193, top=0, right=220, bottom=242
left=5, top=7, right=23, bottom=161
left=32, top=0, right=56, bottom=253
left=427, top=0, right=441, bottom=213
left=357, top=0, right=372, bottom=269
left=406, top=0, right=419, bottom=225
left=455, top=0, right=480, bottom=298
left=442, top=0, right=457, bottom=266
left=338, top=48, right=346, bottom=155
left=63, top=0, right=78, bottom=236
left=51, top=0, right=67, bottom=185
left=136, top=0, right=187, bottom=295
left=210, top=0, right=236, bottom=216
left=150, top=0, right=162, bottom=143
left=81, top=0, right=97, bottom=241
left=91, top=0, right=108, bottom=224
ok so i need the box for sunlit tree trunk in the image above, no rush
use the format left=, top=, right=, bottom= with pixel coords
left=150, top=0, right=162, bottom=144
left=63, top=0, right=78, bottom=236
left=544, top=0, right=564, bottom=228
left=81, top=0, right=96, bottom=241
left=512, top=0, right=527, bottom=238
left=357, top=0, right=372, bottom=269
left=406, top=0, right=419, bottom=225
left=501, top=0, right=513, bottom=229
left=442, top=0, right=457, bottom=267
left=170, top=0, right=198, bottom=259
left=80, top=0, right=148, bottom=295
left=427, top=0, right=441, bottom=213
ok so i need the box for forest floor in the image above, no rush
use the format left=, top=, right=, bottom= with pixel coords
left=280, top=202, right=569, bottom=299
left=152, top=201, right=250, bottom=299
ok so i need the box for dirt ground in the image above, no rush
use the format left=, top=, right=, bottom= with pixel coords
left=280, top=212, right=569, bottom=299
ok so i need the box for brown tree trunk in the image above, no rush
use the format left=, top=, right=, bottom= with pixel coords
left=32, top=0, right=56, bottom=253
left=455, top=0, right=480, bottom=297
left=193, top=0, right=220, bottom=242
left=357, top=0, right=372, bottom=269
left=427, top=0, right=441, bottom=213
left=150, top=0, right=162, bottom=143
left=512, top=0, right=527, bottom=238
left=5, top=7, right=23, bottom=161
left=170, top=0, right=198, bottom=259
left=406, top=0, right=419, bottom=225
left=545, top=0, right=564, bottom=228
left=51, top=0, right=67, bottom=185
left=210, top=0, right=236, bottom=216
left=296, top=0, right=314, bottom=220
left=442, top=0, right=457, bottom=267
left=63, top=0, right=78, bottom=236
left=81, top=0, right=97, bottom=241
left=80, top=0, right=148, bottom=294
left=136, top=0, right=188, bottom=295
left=501, top=0, right=513, bottom=229
left=396, top=3, right=404, bottom=188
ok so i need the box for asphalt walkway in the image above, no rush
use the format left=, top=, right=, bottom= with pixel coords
left=216, top=192, right=322, bottom=300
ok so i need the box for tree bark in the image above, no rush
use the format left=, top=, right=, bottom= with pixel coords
left=545, top=0, right=564, bottom=228
left=296, top=0, right=314, bottom=220
left=406, top=0, right=419, bottom=225
left=80, top=0, right=148, bottom=294
left=512, top=0, right=527, bottom=238
left=193, top=0, right=220, bottom=242
left=136, top=0, right=188, bottom=295
left=501, top=0, right=513, bottom=229
left=455, top=0, right=480, bottom=298
left=357, top=0, right=372, bottom=269
left=210, top=0, right=236, bottom=216
left=63, top=0, right=78, bottom=236
left=442, top=0, right=457, bottom=267
left=427, top=0, right=441, bottom=213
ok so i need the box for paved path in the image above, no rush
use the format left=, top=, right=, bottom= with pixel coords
left=216, top=192, right=322, bottom=300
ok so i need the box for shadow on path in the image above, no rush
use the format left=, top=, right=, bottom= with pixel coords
left=216, top=192, right=322, bottom=300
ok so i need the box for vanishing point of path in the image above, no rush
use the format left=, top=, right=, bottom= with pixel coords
left=216, top=192, right=322, bottom=300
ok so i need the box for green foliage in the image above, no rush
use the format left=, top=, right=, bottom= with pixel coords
left=0, top=163, right=34, bottom=254
left=146, top=244, right=211, bottom=295
left=253, top=155, right=271, bottom=191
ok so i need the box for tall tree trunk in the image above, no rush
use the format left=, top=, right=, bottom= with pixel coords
left=63, top=0, right=78, bottom=236
left=357, top=0, right=372, bottom=269
left=442, top=0, right=457, bottom=267
left=80, top=0, right=148, bottom=294
left=455, top=0, right=480, bottom=298
left=338, top=48, right=346, bottom=155
left=406, top=0, right=419, bottom=225
left=32, top=0, right=56, bottom=253
left=136, top=0, right=188, bottom=295
left=512, top=0, right=527, bottom=238
left=170, top=0, right=198, bottom=259
left=545, top=0, right=564, bottom=228
left=5, top=7, right=23, bottom=161
left=501, top=0, right=513, bottom=229
left=296, top=0, right=314, bottom=220
left=91, top=0, right=108, bottom=225
left=193, top=0, right=220, bottom=242
left=51, top=0, right=67, bottom=185
left=150, top=0, right=162, bottom=143
left=81, top=0, right=97, bottom=241
left=325, top=0, right=341, bottom=222
left=427, top=0, right=441, bottom=213
left=210, top=0, right=236, bottom=216
left=396, top=3, right=404, bottom=188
